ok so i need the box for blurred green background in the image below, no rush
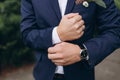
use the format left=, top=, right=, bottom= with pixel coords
left=0, top=0, right=35, bottom=73
left=0, top=0, right=120, bottom=75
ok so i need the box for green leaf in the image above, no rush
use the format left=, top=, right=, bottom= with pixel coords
left=94, top=0, right=107, bottom=8
left=114, top=0, right=120, bottom=10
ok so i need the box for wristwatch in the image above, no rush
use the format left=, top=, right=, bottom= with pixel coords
left=80, top=44, right=88, bottom=60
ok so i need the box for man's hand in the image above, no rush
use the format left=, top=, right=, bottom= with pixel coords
left=48, top=42, right=81, bottom=66
left=57, top=13, right=85, bottom=41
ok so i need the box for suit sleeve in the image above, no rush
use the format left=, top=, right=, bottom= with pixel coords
left=20, top=0, right=54, bottom=50
left=84, top=0, right=120, bottom=67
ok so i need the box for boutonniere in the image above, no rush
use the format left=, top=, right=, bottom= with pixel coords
left=75, top=0, right=107, bottom=8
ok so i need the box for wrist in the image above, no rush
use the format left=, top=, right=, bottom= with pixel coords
left=57, top=27, right=66, bottom=41
left=75, top=45, right=82, bottom=61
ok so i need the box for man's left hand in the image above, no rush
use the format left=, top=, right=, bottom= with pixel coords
left=48, top=42, right=81, bottom=66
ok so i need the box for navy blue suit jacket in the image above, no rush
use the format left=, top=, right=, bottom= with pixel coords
left=21, top=0, right=120, bottom=80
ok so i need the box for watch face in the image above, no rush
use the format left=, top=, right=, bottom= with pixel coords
left=81, top=49, right=88, bottom=58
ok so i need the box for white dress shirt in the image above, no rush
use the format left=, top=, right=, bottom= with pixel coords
left=52, top=0, right=68, bottom=74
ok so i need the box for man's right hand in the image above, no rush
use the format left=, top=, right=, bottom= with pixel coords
left=57, top=13, right=85, bottom=41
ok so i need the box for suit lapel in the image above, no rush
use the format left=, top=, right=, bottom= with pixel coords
left=65, top=0, right=75, bottom=14
left=50, top=0, right=61, bottom=20
left=50, top=0, right=75, bottom=20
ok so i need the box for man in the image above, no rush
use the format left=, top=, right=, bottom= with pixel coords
left=20, top=0, right=120, bottom=80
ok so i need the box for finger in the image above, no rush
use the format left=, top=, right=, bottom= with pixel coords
left=48, top=43, right=63, bottom=53
left=54, top=62, right=67, bottom=66
left=77, top=31, right=84, bottom=38
left=63, top=57, right=81, bottom=66
left=65, top=13, right=79, bottom=19
left=54, top=62, right=69, bottom=66
left=48, top=53, right=63, bottom=60
left=48, top=47, right=54, bottom=53
left=77, top=25, right=85, bottom=33
left=52, top=59, right=65, bottom=63
left=54, top=62, right=63, bottom=66
left=52, top=59, right=70, bottom=66
left=77, top=20, right=84, bottom=28
left=81, top=25, right=85, bottom=31
left=70, top=15, right=82, bottom=24
left=48, top=53, right=57, bottom=59
left=74, top=20, right=84, bottom=31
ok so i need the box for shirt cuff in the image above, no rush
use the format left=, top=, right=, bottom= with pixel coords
left=52, top=27, right=62, bottom=44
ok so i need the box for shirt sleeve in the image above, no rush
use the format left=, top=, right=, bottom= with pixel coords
left=52, top=27, right=62, bottom=44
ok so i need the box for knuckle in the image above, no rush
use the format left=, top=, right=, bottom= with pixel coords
left=82, top=25, right=85, bottom=30
left=83, top=25, right=85, bottom=28
left=82, top=20, right=85, bottom=24
left=79, top=15, right=82, bottom=19
left=81, top=20, right=85, bottom=24
left=74, top=24, right=79, bottom=29
left=82, top=31, right=84, bottom=34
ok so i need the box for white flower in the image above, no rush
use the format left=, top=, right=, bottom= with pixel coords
left=83, top=1, right=89, bottom=7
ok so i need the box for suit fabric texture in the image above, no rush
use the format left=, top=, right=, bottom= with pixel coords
left=20, top=0, right=120, bottom=80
